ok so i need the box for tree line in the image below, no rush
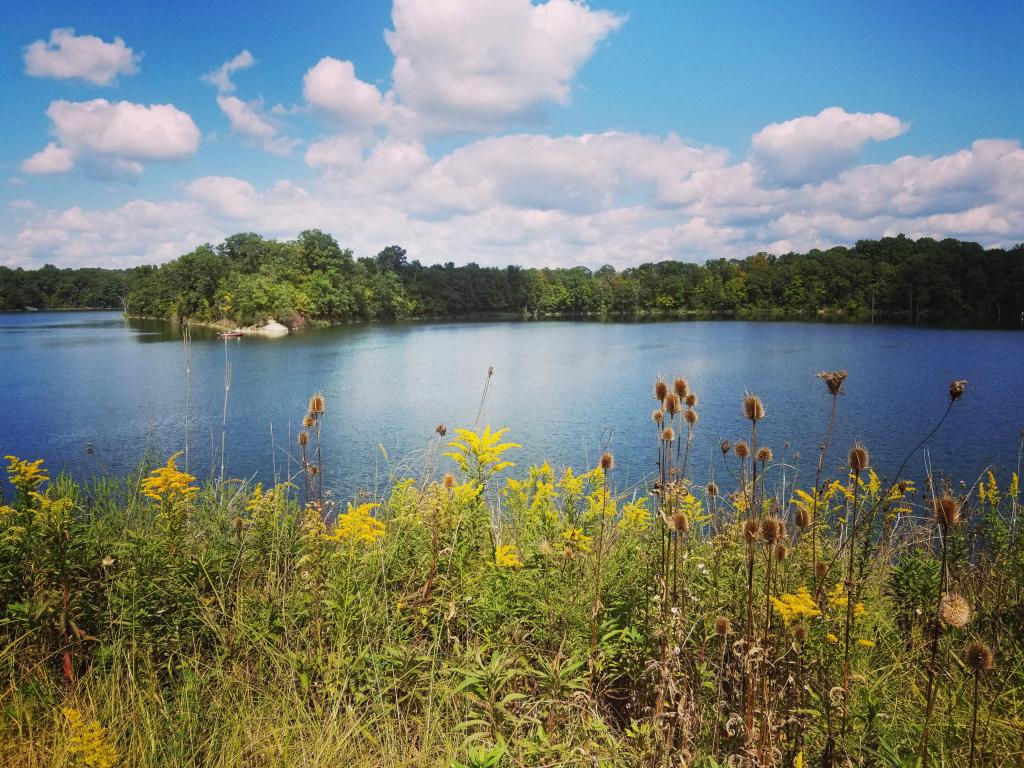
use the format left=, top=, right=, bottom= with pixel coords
left=2, top=232, right=1022, bottom=327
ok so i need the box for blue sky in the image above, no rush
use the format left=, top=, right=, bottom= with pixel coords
left=2, top=0, right=1022, bottom=269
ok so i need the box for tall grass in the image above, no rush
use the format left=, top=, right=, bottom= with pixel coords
left=0, top=375, right=1021, bottom=767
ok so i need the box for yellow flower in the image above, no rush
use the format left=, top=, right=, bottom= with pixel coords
left=444, top=426, right=520, bottom=479
left=5, top=455, right=48, bottom=498
left=826, top=583, right=864, bottom=617
left=619, top=497, right=652, bottom=532
left=495, top=544, right=524, bottom=569
left=326, top=502, right=385, bottom=544
left=794, top=752, right=804, bottom=768
left=561, top=526, right=592, bottom=553
left=63, top=708, right=118, bottom=768
left=826, top=633, right=839, bottom=644
left=857, top=638, right=876, bottom=648
left=771, top=586, right=822, bottom=625
left=141, top=453, right=197, bottom=505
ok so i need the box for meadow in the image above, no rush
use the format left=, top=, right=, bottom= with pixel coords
left=1, top=373, right=1021, bottom=767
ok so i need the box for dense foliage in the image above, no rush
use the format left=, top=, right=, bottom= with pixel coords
left=2, top=233, right=1022, bottom=327
left=1, top=376, right=1021, bottom=766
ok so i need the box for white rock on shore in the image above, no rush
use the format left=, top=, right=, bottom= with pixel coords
left=244, top=320, right=289, bottom=337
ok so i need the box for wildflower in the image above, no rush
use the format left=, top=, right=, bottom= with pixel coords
left=651, top=409, right=664, bottom=425
left=561, top=526, right=592, bottom=552
left=309, top=392, right=325, bottom=414
left=826, top=633, right=840, bottom=644
left=848, top=443, right=869, bottom=473
left=771, top=586, right=822, bottom=625
left=827, top=583, right=865, bottom=617
left=672, top=377, right=689, bottom=398
left=5, top=455, right=48, bottom=500
left=939, top=593, right=971, bottom=628
left=857, top=639, right=876, bottom=648
left=619, top=498, right=651, bottom=532
left=949, top=379, right=967, bottom=402
left=444, top=426, right=520, bottom=479
left=326, top=502, right=385, bottom=544
left=140, top=453, right=197, bottom=505
left=654, top=378, right=668, bottom=401
left=742, top=393, right=765, bottom=422
left=661, top=427, right=675, bottom=442
left=817, top=370, right=848, bottom=397
left=495, top=544, right=524, bottom=569
left=964, top=640, right=995, bottom=672
left=63, top=708, right=118, bottom=768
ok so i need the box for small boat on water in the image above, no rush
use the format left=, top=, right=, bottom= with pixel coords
left=218, top=330, right=243, bottom=339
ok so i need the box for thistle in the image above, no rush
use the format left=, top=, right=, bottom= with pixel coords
left=949, top=379, right=967, bottom=402
left=673, top=376, right=689, bottom=398
left=655, top=377, right=669, bottom=401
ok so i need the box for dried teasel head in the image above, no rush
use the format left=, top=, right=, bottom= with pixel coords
left=795, top=505, right=811, bottom=529
left=744, top=519, right=761, bottom=542
left=303, top=414, right=314, bottom=429
left=775, top=543, right=788, bottom=561
left=761, top=516, right=784, bottom=544
left=848, top=443, right=870, bottom=473
left=939, top=593, right=971, bottom=628
left=310, top=393, right=325, bottom=414
left=664, top=392, right=682, bottom=416
left=435, top=423, right=447, bottom=437
left=652, top=409, right=665, bottom=425
left=685, top=393, right=697, bottom=408
left=756, top=446, right=773, bottom=464
left=793, top=624, right=809, bottom=643
left=743, top=393, right=765, bottom=422
left=684, top=409, right=699, bottom=425
left=949, top=379, right=967, bottom=402
left=655, top=378, right=669, bottom=402
left=964, top=639, right=995, bottom=672
left=815, top=561, right=829, bottom=581
left=600, top=452, right=614, bottom=471
left=673, top=377, right=689, bottom=398
left=297, top=431, right=309, bottom=446
left=817, top=370, right=848, bottom=397
left=442, top=473, right=456, bottom=489
left=734, top=440, right=750, bottom=459
left=932, top=494, right=961, bottom=527
left=715, top=615, right=732, bottom=637
left=720, top=439, right=732, bottom=455
left=706, top=481, right=719, bottom=497
left=670, top=512, right=689, bottom=532
left=662, top=427, right=676, bottom=442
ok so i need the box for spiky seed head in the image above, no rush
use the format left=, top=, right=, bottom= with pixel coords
left=310, top=393, right=325, bottom=414
left=761, top=516, right=783, bottom=544
left=815, top=561, right=829, bottom=581
left=706, top=481, right=719, bottom=497
left=939, top=593, right=971, bottom=628
left=734, top=441, right=750, bottom=459
left=654, top=378, right=669, bottom=401
left=964, top=640, right=995, bottom=672
left=795, top=505, right=811, bottom=529
left=775, top=543, right=788, bottom=561
left=664, top=392, right=682, bottom=415
left=308, top=465, right=320, bottom=476
left=756, top=446, right=773, bottom=464
left=652, top=409, right=665, bottom=425
left=600, top=452, right=614, bottom=471
left=297, top=432, right=309, bottom=446
left=673, top=377, right=689, bottom=398
left=793, top=623, right=809, bottom=643
left=743, top=393, right=766, bottom=422
left=848, top=443, right=870, bottom=473
left=662, top=427, right=675, bottom=442
left=715, top=615, right=732, bottom=637
left=684, top=409, right=698, bottom=425
left=303, top=414, right=314, bottom=429
left=949, top=379, right=967, bottom=402
left=720, top=439, right=732, bottom=455
left=435, top=423, right=447, bottom=436
left=932, top=494, right=961, bottom=527
left=685, top=393, right=698, bottom=407
left=442, top=473, right=456, bottom=489
left=671, top=512, right=689, bottom=532
left=817, top=370, right=848, bottom=397
left=744, top=519, right=761, bottom=542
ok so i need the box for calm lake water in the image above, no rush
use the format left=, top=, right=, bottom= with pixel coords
left=1, top=311, right=1021, bottom=498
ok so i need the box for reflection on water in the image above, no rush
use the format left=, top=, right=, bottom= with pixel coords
left=1, top=310, right=1021, bottom=498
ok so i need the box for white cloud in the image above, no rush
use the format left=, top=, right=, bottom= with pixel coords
left=383, top=0, right=624, bottom=132
left=303, top=58, right=393, bottom=126
left=752, top=107, right=907, bottom=187
left=23, top=28, right=140, bottom=86
left=21, top=142, right=76, bottom=175
left=202, top=49, right=256, bottom=93
left=22, top=99, right=201, bottom=176
left=304, top=134, right=366, bottom=172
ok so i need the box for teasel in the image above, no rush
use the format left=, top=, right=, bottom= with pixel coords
left=297, top=431, right=309, bottom=447
left=965, top=639, right=995, bottom=768
left=814, top=560, right=828, bottom=582
left=743, top=393, right=765, bottom=422
left=310, top=392, right=325, bottom=415
left=661, top=427, right=675, bottom=443
left=673, top=376, right=689, bottom=398
left=706, top=481, right=719, bottom=497
left=939, top=593, right=971, bottom=628
left=442, top=472, right=456, bottom=490
left=685, top=392, right=698, bottom=408
left=664, top=392, right=682, bottom=416
left=652, top=408, right=664, bottom=426
left=734, top=440, right=750, bottom=459
left=756, top=446, right=773, bottom=464
left=922, top=589, right=973, bottom=764
left=932, top=494, right=961, bottom=527
left=720, top=439, right=732, bottom=455
left=848, top=443, right=869, bottom=473
left=842, top=441, right=870, bottom=708
left=684, top=408, right=698, bottom=425
left=600, top=451, right=614, bottom=471
left=949, top=379, right=967, bottom=402
left=774, top=543, right=788, bottom=561
left=303, top=414, right=314, bottom=429
left=816, top=369, right=848, bottom=397
left=795, top=504, right=811, bottom=529
left=812, top=372, right=848, bottom=601
left=712, top=614, right=732, bottom=759
left=761, top=516, right=783, bottom=545
left=435, top=423, right=447, bottom=437
left=655, top=377, right=669, bottom=401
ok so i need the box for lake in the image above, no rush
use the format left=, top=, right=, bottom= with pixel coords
left=1, top=311, right=1021, bottom=499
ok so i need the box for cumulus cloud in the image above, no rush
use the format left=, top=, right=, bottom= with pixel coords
left=384, top=0, right=624, bottom=132
left=303, top=58, right=393, bottom=126
left=23, top=28, right=140, bottom=86
left=752, top=107, right=907, bottom=187
left=21, top=99, right=200, bottom=176
left=202, top=49, right=256, bottom=93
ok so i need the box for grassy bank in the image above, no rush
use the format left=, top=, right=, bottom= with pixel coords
left=1, top=377, right=1021, bottom=767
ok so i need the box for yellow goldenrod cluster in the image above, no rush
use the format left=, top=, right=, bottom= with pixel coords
left=140, top=453, right=197, bottom=505
left=62, top=708, right=118, bottom=768
left=826, top=633, right=839, bottom=644
left=444, top=426, right=520, bottom=480
left=325, top=502, right=385, bottom=544
left=619, top=497, right=652, bottom=532
left=5, top=455, right=48, bottom=498
left=827, top=583, right=865, bottom=617
left=978, top=470, right=1017, bottom=505
left=561, top=526, right=592, bottom=553
left=495, top=543, right=524, bottom=569
left=770, top=586, right=822, bottom=625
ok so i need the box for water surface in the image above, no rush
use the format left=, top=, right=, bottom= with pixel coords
left=1, top=311, right=1021, bottom=497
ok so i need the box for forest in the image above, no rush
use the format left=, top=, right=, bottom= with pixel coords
left=1, top=233, right=1022, bottom=327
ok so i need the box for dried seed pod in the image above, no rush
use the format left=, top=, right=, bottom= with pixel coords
left=761, top=516, right=783, bottom=544
left=720, top=439, right=732, bottom=455
left=435, top=423, right=447, bottom=436
left=775, top=543, right=788, bottom=561
left=734, top=441, right=750, bottom=459
left=297, top=431, right=309, bottom=446
left=685, top=393, right=697, bottom=408
left=744, top=519, right=761, bottom=542
left=600, top=452, right=614, bottom=471
left=652, top=409, right=665, bottom=425
left=715, top=615, right=732, bottom=637
left=662, top=427, right=676, bottom=442
left=816, top=370, right=848, bottom=397
left=654, top=378, right=669, bottom=401
left=949, top=379, right=967, bottom=402
left=310, top=393, right=325, bottom=414
left=964, top=639, right=995, bottom=672
left=743, top=393, right=765, bottom=422
left=795, top=505, right=811, bottom=529
left=442, top=473, right=456, bottom=489
left=793, top=624, right=809, bottom=643
left=815, top=561, right=829, bottom=581
left=673, top=377, right=689, bottom=398
left=756, top=446, right=773, bottom=464
left=706, top=481, right=719, bottom=497
left=664, top=392, right=682, bottom=416
left=671, top=512, right=689, bottom=532
left=684, top=409, right=698, bottom=425
left=939, top=593, right=971, bottom=628
left=848, top=443, right=869, bottom=473
left=932, top=494, right=961, bottom=527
